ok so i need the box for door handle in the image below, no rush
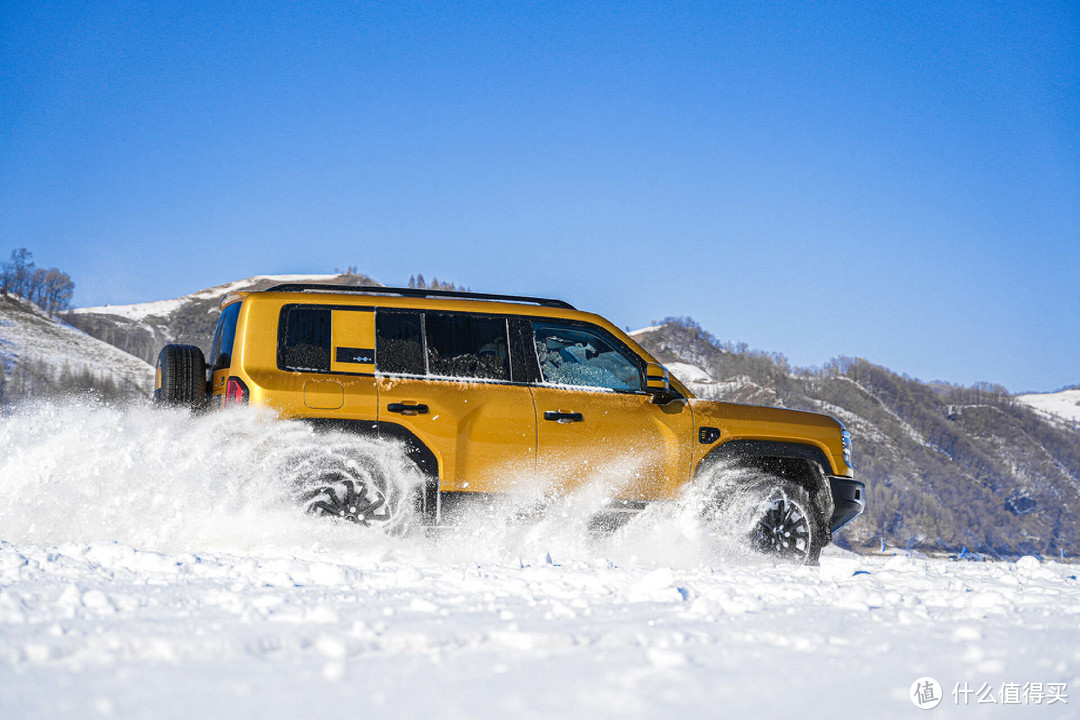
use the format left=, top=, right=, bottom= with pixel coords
left=387, top=403, right=429, bottom=415
left=543, top=411, right=583, bottom=423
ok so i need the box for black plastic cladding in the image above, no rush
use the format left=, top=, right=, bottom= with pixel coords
left=702, top=439, right=838, bottom=478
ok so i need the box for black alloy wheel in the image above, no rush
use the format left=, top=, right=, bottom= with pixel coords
left=747, top=483, right=815, bottom=563
left=301, top=471, right=392, bottom=527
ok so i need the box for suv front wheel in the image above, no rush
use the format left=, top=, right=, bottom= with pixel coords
left=745, top=480, right=820, bottom=564
left=702, top=469, right=825, bottom=565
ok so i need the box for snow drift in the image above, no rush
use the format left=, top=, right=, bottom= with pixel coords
left=2, top=400, right=1078, bottom=719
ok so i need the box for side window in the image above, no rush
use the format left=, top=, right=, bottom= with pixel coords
left=278, top=306, right=331, bottom=372
left=376, top=311, right=425, bottom=375
left=210, top=302, right=242, bottom=371
left=532, top=322, right=642, bottom=392
left=425, top=313, right=510, bottom=381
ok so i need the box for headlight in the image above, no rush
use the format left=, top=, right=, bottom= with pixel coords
left=842, top=429, right=854, bottom=469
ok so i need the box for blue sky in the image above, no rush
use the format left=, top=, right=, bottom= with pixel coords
left=2, top=2, right=1078, bottom=392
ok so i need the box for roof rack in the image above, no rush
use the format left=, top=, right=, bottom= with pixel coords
left=265, top=284, right=576, bottom=310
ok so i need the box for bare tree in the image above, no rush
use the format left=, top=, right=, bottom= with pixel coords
left=2, top=248, right=34, bottom=297
left=26, top=267, right=47, bottom=306
left=1, top=250, right=75, bottom=314
left=11, top=248, right=33, bottom=297
left=42, top=268, right=75, bottom=314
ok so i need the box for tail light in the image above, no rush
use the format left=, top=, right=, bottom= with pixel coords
left=225, top=377, right=249, bottom=405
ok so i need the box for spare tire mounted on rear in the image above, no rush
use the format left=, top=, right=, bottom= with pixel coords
left=154, top=344, right=207, bottom=408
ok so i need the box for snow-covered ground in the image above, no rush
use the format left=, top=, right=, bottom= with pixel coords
left=1017, top=389, right=1080, bottom=427
left=1, top=401, right=1078, bottom=718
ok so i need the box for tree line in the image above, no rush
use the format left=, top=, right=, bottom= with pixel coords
left=0, top=248, right=75, bottom=315
left=408, top=274, right=469, bottom=292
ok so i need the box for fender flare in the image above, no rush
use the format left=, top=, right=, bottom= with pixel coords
left=697, top=439, right=835, bottom=478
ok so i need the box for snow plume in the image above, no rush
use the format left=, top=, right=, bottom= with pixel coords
left=415, top=459, right=777, bottom=569
left=427, top=453, right=663, bottom=565
left=0, top=401, right=424, bottom=555
left=0, top=400, right=779, bottom=567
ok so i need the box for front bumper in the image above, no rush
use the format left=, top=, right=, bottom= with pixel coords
left=828, top=477, right=865, bottom=533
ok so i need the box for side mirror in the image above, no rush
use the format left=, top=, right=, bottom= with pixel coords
left=644, top=362, right=675, bottom=403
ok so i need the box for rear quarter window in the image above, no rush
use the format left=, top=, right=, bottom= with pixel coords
left=278, top=306, right=331, bottom=372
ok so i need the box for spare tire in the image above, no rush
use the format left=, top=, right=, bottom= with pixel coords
left=154, top=344, right=207, bottom=408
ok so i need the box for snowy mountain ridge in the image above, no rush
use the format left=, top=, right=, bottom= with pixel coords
left=73, top=273, right=356, bottom=323
left=66, top=272, right=382, bottom=366
left=13, top=273, right=1080, bottom=556
left=0, top=293, right=154, bottom=401
left=1016, top=388, right=1080, bottom=429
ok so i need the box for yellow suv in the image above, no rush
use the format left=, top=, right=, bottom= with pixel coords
left=155, top=284, right=863, bottom=563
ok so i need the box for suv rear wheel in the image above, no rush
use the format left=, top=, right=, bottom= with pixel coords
left=288, top=443, right=419, bottom=534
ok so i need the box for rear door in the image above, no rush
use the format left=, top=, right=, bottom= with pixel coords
left=528, top=319, right=693, bottom=500
left=375, top=310, right=537, bottom=501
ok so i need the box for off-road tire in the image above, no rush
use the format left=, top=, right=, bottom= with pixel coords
left=744, top=479, right=822, bottom=565
left=154, top=344, right=207, bottom=408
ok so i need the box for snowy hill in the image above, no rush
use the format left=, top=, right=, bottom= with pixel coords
left=0, top=294, right=154, bottom=402
left=68, top=272, right=382, bottom=365
left=1016, top=388, right=1080, bottom=429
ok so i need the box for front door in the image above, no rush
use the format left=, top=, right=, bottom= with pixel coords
left=528, top=320, right=693, bottom=501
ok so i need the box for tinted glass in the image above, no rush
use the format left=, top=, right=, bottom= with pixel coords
left=425, top=313, right=510, bottom=381
left=279, top=306, right=331, bottom=372
left=210, top=302, right=242, bottom=371
left=532, top=322, right=641, bottom=392
left=376, top=311, right=425, bottom=375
